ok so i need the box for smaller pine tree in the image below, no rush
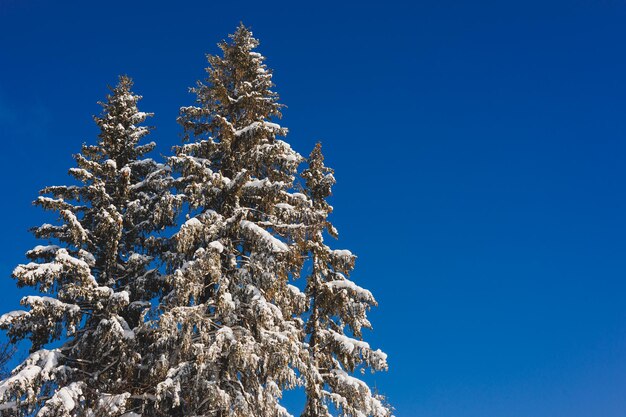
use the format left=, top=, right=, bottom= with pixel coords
left=301, top=144, right=391, bottom=417
left=0, top=76, right=178, bottom=416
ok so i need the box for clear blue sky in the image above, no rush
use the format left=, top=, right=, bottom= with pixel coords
left=2, top=0, right=626, bottom=416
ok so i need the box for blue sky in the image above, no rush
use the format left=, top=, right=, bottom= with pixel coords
left=2, top=0, right=626, bottom=416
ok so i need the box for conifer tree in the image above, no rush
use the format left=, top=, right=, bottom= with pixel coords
left=301, top=144, right=391, bottom=417
left=0, top=76, right=177, bottom=416
left=149, top=24, right=310, bottom=417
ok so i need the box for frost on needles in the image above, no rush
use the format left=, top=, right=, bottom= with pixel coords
left=0, top=25, right=392, bottom=417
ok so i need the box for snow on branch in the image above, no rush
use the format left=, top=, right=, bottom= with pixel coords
left=37, top=381, right=84, bottom=417
left=240, top=220, right=288, bottom=253
left=324, top=278, right=376, bottom=305
left=0, top=349, right=66, bottom=408
left=326, top=369, right=389, bottom=417
left=234, top=121, right=286, bottom=138
left=60, top=210, right=89, bottom=244
left=26, top=245, right=60, bottom=260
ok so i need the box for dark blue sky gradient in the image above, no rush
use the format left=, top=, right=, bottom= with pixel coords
left=2, top=1, right=626, bottom=416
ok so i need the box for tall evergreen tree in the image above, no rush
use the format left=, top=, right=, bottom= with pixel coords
left=149, top=24, right=310, bottom=417
left=0, top=76, right=177, bottom=416
left=301, top=144, right=390, bottom=417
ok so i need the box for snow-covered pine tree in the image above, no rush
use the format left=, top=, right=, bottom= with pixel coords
left=300, top=144, right=391, bottom=417
left=0, top=76, right=178, bottom=416
left=150, top=24, right=310, bottom=416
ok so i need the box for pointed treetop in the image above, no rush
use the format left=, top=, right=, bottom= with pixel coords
left=206, top=23, right=283, bottom=126
left=225, top=22, right=260, bottom=52
left=304, top=142, right=335, bottom=205
left=177, top=24, right=294, bottom=181
left=92, top=75, right=154, bottom=167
